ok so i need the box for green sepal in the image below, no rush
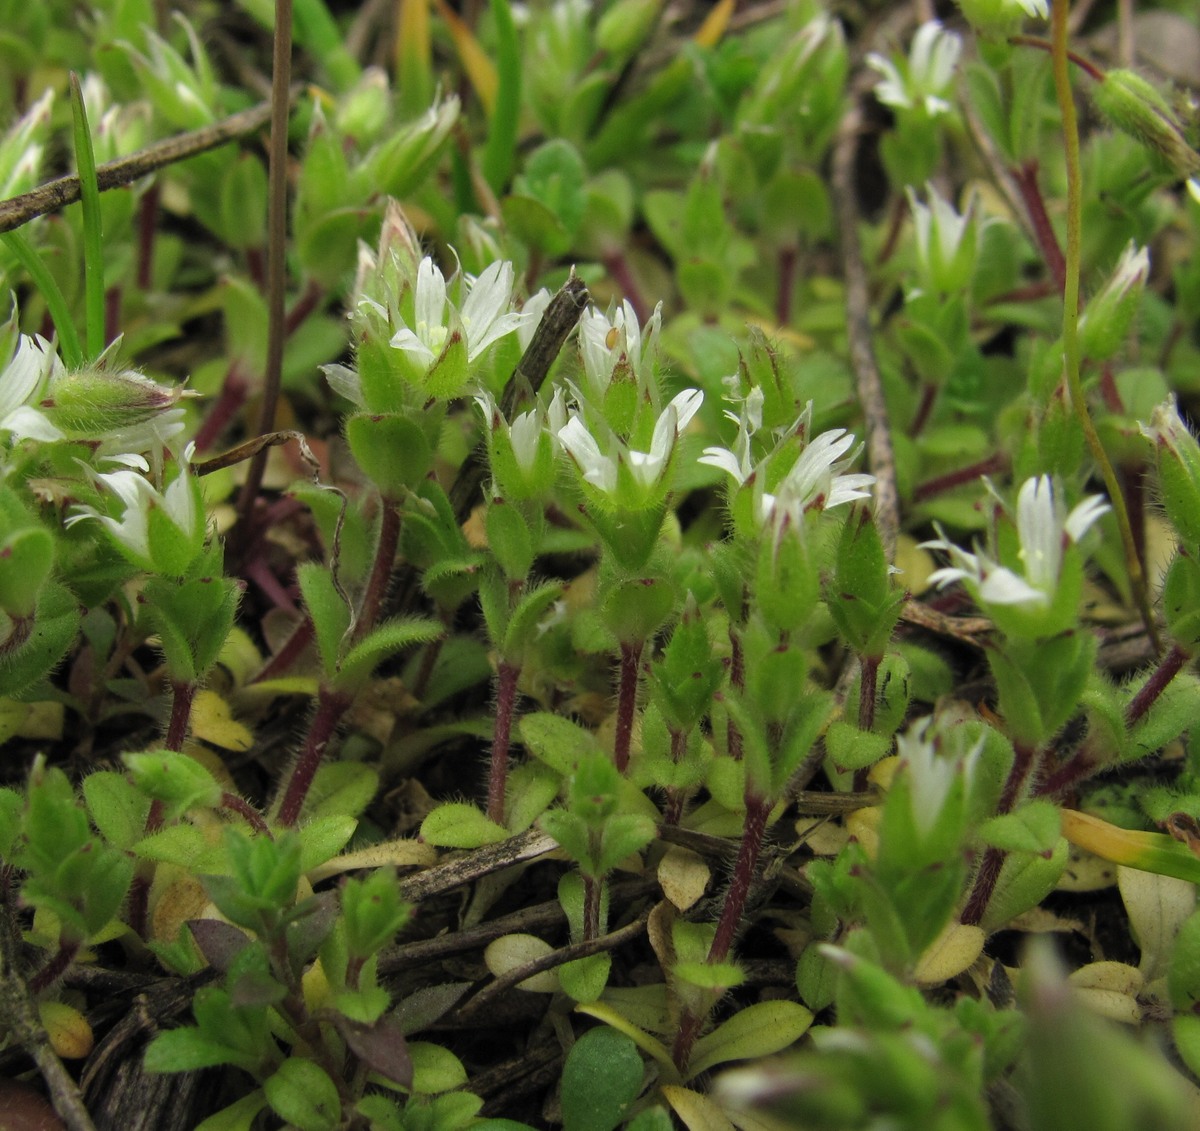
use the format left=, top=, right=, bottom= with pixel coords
left=600, top=575, right=674, bottom=646
left=828, top=507, right=905, bottom=656
left=1162, top=553, right=1200, bottom=649
left=485, top=497, right=536, bottom=581
left=345, top=412, right=433, bottom=499
left=754, top=527, right=818, bottom=635
left=0, top=523, right=54, bottom=618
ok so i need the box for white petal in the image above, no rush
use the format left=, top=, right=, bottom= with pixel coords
left=0, top=404, right=61, bottom=441
left=668, top=388, right=704, bottom=432
left=414, top=258, right=447, bottom=338
left=699, top=446, right=746, bottom=481
left=1064, top=494, right=1110, bottom=542
left=979, top=566, right=1048, bottom=608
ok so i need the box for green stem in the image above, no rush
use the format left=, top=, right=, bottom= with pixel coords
left=0, top=231, right=83, bottom=369
left=69, top=73, right=105, bottom=359
left=1050, top=0, right=1160, bottom=654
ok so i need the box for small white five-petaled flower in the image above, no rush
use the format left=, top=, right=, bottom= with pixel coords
left=66, top=445, right=203, bottom=574
left=557, top=388, right=703, bottom=502
left=866, top=21, right=962, bottom=118
left=390, top=258, right=528, bottom=366
left=700, top=406, right=874, bottom=534
left=922, top=476, right=1109, bottom=610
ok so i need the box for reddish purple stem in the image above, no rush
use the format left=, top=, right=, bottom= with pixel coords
left=613, top=641, right=644, bottom=775
left=487, top=660, right=521, bottom=824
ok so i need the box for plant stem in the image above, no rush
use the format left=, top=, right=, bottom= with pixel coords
left=220, top=793, right=272, bottom=837
left=709, top=790, right=771, bottom=965
left=487, top=659, right=521, bottom=824
left=165, top=680, right=196, bottom=752
left=673, top=789, right=772, bottom=1074
left=582, top=874, right=601, bottom=942
left=1125, top=641, right=1190, bottom=727
left=276, top=685, right=353, bottom=827
left=355, top=496, right=402, bottom=638
left=912, top=452, right=1008, bottom=502
left=613, top=640, right=643, bottom=775
left=1011, top=161, right=1066, bottom=294
left=1050, top=0, right=1160, bottom=655
left=29, top=939, right=79, bottom=994
left=777, top=245, right=797, bottom=327
left=234, top=0, right=294, bottom=534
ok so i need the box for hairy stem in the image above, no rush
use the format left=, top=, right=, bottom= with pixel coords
left=487, top=660, right=522, bottom=824
left=613, top=641, right=644, bottom=775
left=276, top=685, right=353, bottom=827
left=165, top=679, right=196, bottom=752
left=1125, top=641, right=1191, bottom=727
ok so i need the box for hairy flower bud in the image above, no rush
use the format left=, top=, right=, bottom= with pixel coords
left=1091, top=69, right=1200, bottom=180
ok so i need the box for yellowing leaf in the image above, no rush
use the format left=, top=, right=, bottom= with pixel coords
left=190, top=689, right=253, bottom=751
left=483, top=934, right=559, bottom=992
left=0, top=698, right=63, bottom=742
left=658, top=846, right=710, bottom=911
left=39, top=1001, right=94, bottom=1059
left=688, top=1000, right=814, bottom=1080
left=693, top=0, right=735, bottom=47
left=662, top=1085, right=736, bottom=1131
left=436, top=0, right=497, bottom=114
left=914, top=922, right=984, bottom=985
left=307, top=837, right=437, bottom=883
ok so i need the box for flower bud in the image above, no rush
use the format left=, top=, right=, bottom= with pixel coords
left=41, top=364, right=189, bottom=440
left=1091, top=69, right=1200, bottom=180
left=1141, top=398, right=1200, bottom=551
left=1079, top=241, right=1149, bottom=361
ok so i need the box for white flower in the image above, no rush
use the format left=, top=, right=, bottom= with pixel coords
left=922, top=476, right=1109, bottom=610
left=867, top=21, right=961, bottom=118
left=895, top=718, right=981, bottom=837
left=0, top=335, right=62, bottom=444
left=557, top=389, right=703, bottom=502
left=906, top=183, right=981, bottom=294
left=577, top=300, right=662, bottom=399
left=390, top=258, right=529, bottom=366
left=66, top=444, right=202, bottom=572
